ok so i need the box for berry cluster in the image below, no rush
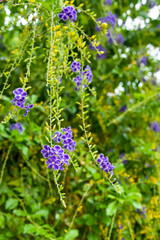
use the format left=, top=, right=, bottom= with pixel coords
left=97, top=154, right=115, bottom=176
left=41, top=126, right=76, bottom=171
left=58, top=6, right=77, bottom=21
left=10, top=122, right=23, bottom=133
left=11, top=88, right=33, bottom=117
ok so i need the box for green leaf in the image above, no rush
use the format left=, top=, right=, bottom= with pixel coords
left=0, top=215, right=5, bottom=229
left=106, top=201, right=118, bottom=216
left=13, top=209, right=26, bottom=217
left=5, top=198, right=18, bottom=210
left=32, top=209, right=49, bottom=220
left=23, top=224, right=37, bottom=234
left=64, top=229, right=79, bottom=240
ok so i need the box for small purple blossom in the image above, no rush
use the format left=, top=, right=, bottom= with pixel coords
left=52, top=131, right=62, bottom=143
left=150, top=122, right=160, bottom=132
left=106, top=30, right=114, bottom=44
left=106, top=12, right=116, bottom=28
left=23, top=104, right=34, bottom=117
left=120, top=153, right=127, bottom=164
left=140, top=56, right=147, bottom=66
left=105, top=0, right=112, bottom=5
left=73, top=74, right=82, bottom=89
left=115, top=33, right=124, bottom=45
left=41, top=145, right=51, bottom=158
left=10, top=123, right=23, bottom=134
left=58, top=6, right=77, bottom=21
left=83, top=65, right=93, bottom=83
left=97, top=154, right=115, bottom=176
left=118, top=224, right=123, bottom=229
left=148, top=0, right=157, bottom=8
left=71, top=61, right=81, bottom=72
left=142, top=77, right=146, bottom=82
left=119, top=105, right=127, bottom=112
left=136, top=207, right=146, bottom=218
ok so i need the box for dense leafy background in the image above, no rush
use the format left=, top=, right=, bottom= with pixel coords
left=0, top=0, right=160, bottom=239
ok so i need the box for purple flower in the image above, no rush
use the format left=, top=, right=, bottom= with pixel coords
left=11, top=88, right=33, bottom=116
left=120, top=153, right=127, bottom=164
left=136, top=207, right=146, bottom=218
left=150, top=122, right=160, bottom=132
left=157, top=24, right=160, bottom=29
left=71, top=61, right=81, bottom=72
left=23, top=104, right=34, bottom=117
left=118, top=224, right=123, bottom=229
left=58, top=6, right=77, bottom=21
left=97, top=154, right=115, bottom=176
left=41, top=145, right=51, bottom=158
left=52, top=131, right=62, bottom=143
left=97, top=46, right=107, bottom=59
left=142, top=77, right=146, bottom=82
left=10, top=123, right=23, bottom=134
left=106, top=30, right=114, bottom=44
left=115, top=33, right=124, bottom=45
left=148, top=0, right=156, bottom=8
left=140, top=56, right=147, bottom=66
left=106, top=12, right=116, bottom=28
left=105, top=0, right=112, bottom=5
left=73, top=74, right=82, bottom=90
left=119, top=105, right=127, bottom=112
left=11, top=88, right=27, bottom=109
left=83, top=65, right=93, bottom=83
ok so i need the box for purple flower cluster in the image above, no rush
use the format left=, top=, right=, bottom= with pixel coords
left=10, top=123, right=23, bottom=133
left=83, top=65, right=93, bottom=83
left=41, top=145, right=70, bottom=171
left=71, top=61, right=81, bottom=72
left=11, top=88, right=27, bottom=108
left=11, top=88, right=33, bottom=117
left=105, top=0, right=112, bottom=5
left=41, top=127, right=76, bottom=171
left=73, top=65, right=93, bottom=91
left=97, top=154, right=115, bottom=176
left=52, top=126, right=76, bottom=151
left=58, top=6, right=77, bottom=21
left=150, top=122, right=160, bottom=132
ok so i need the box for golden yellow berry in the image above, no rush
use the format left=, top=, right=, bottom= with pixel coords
left=101, top=23, right=108, bottom=29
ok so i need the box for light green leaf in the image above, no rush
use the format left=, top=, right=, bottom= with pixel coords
left=5, top=198, right=18, bottom=210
